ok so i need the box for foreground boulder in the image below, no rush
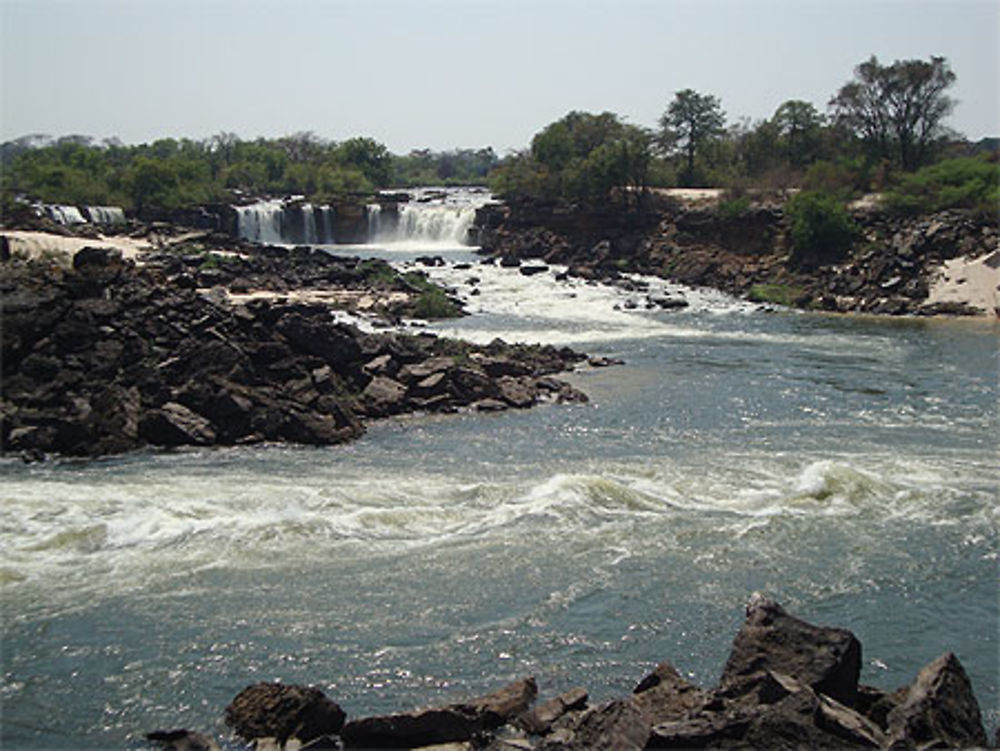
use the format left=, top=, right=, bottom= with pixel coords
left=340, top=677, right=537, bottom=748
left=718, top=592, right=862, bottom=707
left=885, top=652, right=988, bottom=749
left=225, top=683, right=346, bottom=745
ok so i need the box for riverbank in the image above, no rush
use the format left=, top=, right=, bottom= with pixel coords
left=145, top=594, right=990, bottom=750
left=0, top=236, right=588, bottom=460
left=472, top=195, right=1000, bottom=318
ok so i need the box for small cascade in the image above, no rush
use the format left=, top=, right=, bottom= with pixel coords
left=43, top=205, right=87, bottom=225
left=83, top=206, right=126, bottom=225
left=366, top=203, right=383, bottom=239
left=235, top=199, right=336, bottom=245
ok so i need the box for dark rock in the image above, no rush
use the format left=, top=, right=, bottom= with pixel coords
left=517, top=688, right=588, bottom=735
left=139, top=402, right=216, bottom=447
left=632, top=660, right=711, bottom=725
left=145, top=728, right=220, bottom=751
left=362, top=376, right=407, bottom=413
left=497, top=378, right=537, bottom=408
left=885, top=652, right=988, bottom=749
left=718, top=592, right=862, bottom=706
left=276, top=314, right=362, bottom=371
left=587, top=356, right=624, bottom=368
left=647, top=712, right=751, bottom=749
left=538, top=698, right=649, bottom=751
left=300, top=735, right=343, bottom=749
left=224, top=682, right=346, bottom=745
left=341, top=677, right=537, bottom=748
left=648, top=296, right=689, bottom=311
left=520, top=264, right=550, bottom=276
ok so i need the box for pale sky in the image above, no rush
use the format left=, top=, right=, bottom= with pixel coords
left=1, top=0, right=997, bottom=154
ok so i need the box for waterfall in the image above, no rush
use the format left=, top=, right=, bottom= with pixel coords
left=319, top=206, right=335, bottom=244
left=236, top=200, right=286, bottom=244
left=43, top=205, right=87, bottom=225
left=302, top=203, right=318, bottom=244
left=369, top=188, right=493, bottom=247
left=235, top=199, right=335, bottom=245
left=366, top=203, right=382, bottom=239
left=83, top=206, right=126, bottom=225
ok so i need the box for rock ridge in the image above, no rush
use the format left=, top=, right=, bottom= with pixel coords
left=145, top=594, right=989, bottom=751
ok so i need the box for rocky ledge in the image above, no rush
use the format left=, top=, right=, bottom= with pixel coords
left=474, top=198, right=999, bottom=317
left=0, top=245, right=587, bottom=460
left=145, top=594, right=990, bottom=750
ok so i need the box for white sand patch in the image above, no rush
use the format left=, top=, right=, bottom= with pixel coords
left=2, top=230, right=155, bottom=261
left=656, top=188, right=724, bottom=206
left=1, top=229, right=213, bottom=262
left=925, top=250, right=1000, bottom=316
left=223, top=288, right=411, bottom=310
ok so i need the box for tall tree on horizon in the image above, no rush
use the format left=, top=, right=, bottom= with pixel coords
left=659, top=89, right=726, bottom=186
left=829, top=55, right=957, bottom=171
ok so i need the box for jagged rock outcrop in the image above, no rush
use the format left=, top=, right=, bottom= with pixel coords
left=156, top=595, right=989, bottom=750
left=0, top=246, right=588, bottom=459
left=474, top=198, right=999, bottom=316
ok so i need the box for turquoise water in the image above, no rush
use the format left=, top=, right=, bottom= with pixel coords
left=2, top=249, right=997, bottom=748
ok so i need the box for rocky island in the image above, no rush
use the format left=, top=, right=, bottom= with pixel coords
left=0, top=230, right=588, bottom=460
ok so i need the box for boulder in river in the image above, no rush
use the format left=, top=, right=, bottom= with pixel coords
left=224, top=682, right=346, bottom=745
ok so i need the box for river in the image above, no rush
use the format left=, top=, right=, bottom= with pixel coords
left=1, top=195, right=997, bottom=748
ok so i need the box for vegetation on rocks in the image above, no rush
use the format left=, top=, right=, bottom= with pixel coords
left=883, top=157, right=1000, bottom=216
left=785, top=190, right=858, bottom=266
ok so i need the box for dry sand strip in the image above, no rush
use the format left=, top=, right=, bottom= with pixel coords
left=925, top=250, right=1000, bottom=317
left=0, top=229, right=210, bottom=262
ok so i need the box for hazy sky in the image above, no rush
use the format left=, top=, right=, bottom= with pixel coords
left=1, top=0, right=997, bottom=154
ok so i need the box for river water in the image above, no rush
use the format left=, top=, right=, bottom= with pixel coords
left=1, top=221, right=998, bottom=748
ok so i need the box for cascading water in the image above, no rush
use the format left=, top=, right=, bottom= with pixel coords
left=42, top=205, right=87, bottom=225
left=369, top=187, right=493, bottom=247
left=236, top=199, right=336, bottom=244
left=82, top=206, right=126, bottom=225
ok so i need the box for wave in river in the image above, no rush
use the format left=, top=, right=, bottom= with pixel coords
left=2, top=447, right=993, bottom=619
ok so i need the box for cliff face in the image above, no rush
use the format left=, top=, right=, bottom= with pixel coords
left=474, top=198, right=999, bottom=316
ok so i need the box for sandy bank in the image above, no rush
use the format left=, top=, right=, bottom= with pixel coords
left=926, top=250, right=1000, bottom=316
left=1, top=229, right=208, bottom=262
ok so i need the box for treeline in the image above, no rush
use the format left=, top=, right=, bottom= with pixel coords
left=2, top=54, right=996, bottom=221
left=488, top=55, right=998, bottom=215
left=0, top=132, right=498, bottom=214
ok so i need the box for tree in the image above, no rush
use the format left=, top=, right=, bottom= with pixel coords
left=659, top=89, right=726, bottom=186
left=829, top=55, right=956, bottom=171
left=333, top=137, right=392, bottom=188
left=772, top=100, right=826, bottom=167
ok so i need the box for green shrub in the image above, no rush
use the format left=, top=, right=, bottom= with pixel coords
left=883, top=157, right=1000, bottom=215
left=716, top=196, right=750, bottom=219
left=785, top=191, right=856, bottom=266
left=748, top=283, right=804, bottom=306
left=411, top=288, right=461, bottom=319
